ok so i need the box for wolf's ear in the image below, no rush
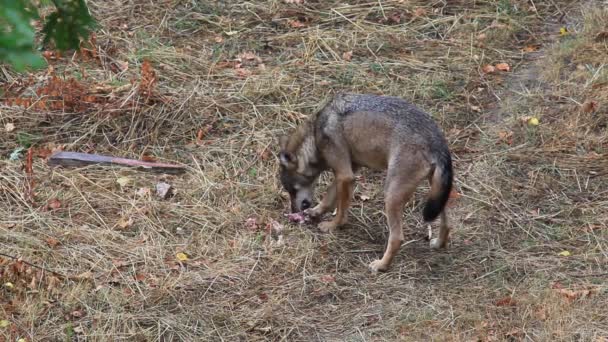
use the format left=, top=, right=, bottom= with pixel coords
left=279, top=151, right=297, bottom=168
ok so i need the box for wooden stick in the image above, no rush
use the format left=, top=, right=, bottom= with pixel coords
left=48, top=151, right=186, bottom=175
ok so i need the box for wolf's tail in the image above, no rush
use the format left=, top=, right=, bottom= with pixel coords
left=423, top=151, right=453, bottom=222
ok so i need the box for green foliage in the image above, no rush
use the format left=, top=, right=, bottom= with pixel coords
left=0, top=0, right=45, bottom=70
left=0, top=0, right=95, bottom=72
left=42, top=0, right=95, bottom=50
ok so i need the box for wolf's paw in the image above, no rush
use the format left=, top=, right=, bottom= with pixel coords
left=369, top=259, right=389, bottom=273
left=305, top=206, right=325, bottom=219
left=429, top=238, right=447, bottom=250
left=318, top=220, right=337, bottom=233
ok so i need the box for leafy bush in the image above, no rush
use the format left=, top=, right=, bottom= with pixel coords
left=0, top=0, right=95, bottom=71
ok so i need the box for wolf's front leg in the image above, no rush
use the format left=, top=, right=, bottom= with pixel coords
left=318, top=173, right=354, bottom=233
left=307, top=179, right=337, bottom=218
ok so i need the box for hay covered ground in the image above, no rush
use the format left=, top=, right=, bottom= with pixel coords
left=1, top=0, right=607, bottom=340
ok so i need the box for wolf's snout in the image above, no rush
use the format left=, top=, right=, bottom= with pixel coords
left=301, top=199, right=311, bottom=210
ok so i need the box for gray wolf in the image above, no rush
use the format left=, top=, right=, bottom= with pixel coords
left=278, top=93, right=453, bottom=272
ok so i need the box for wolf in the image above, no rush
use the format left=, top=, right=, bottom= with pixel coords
left=278, top=93, right=453, bottom=272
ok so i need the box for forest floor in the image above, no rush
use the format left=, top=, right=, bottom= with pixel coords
left=1, top=0, right=607, bottom=341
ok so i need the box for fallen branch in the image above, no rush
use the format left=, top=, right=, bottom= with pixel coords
left=48, top=151, right=186, bottom=175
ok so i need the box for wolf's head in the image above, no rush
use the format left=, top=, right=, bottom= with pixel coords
left=278, top=127, right=323, bottom=213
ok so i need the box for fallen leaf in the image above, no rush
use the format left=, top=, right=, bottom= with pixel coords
left=470, top=105, right=481, bottom=112
left=117, top=217, right=133, bottom=229
left=116, top=177, right=132, bottom=187
left=554, top=288, right=592, bottom=302
left=477, top=33, right=487, bottom=41
left=288, top=19, right=306, bottom=28
left=413, top=7, right=427, bottom=17
left=156, top=182, right=173, bottom=199
left=4, top=123, right=15, bottom=132
left=47, top=198, right=62, bottom=210
left=176, top=252, right=189, bottom=262
left=482, top=65, right=496, bottom=74
left=73, top=271, right=93, bottom=280
left=558, top=250, right=571, bottom=257
left=497, top=131, right=514, bottom=145
left=495, top=296, right=517, bottom=307
left=135, top=187, right=151, bottom=197
left=4, top=282, right=14, bottom=289
left=71, top=310, right=85, bottom=318
left=581, top=100, right=598, bottom=113
left=535, top=307, right=547, bottom=320
left=0, top=320, right=9, bottom=328
left=342, top=50, right=353, bottom=61
left=528, top=117, right=539, bottom=126
left=522, top=45, right=539, bottom=52
left=235, top=68, right=252, bottom=78
left=214, top=36, right=224, bottom=43
left=320, top=274, right=335, bottom=283
left=134, top=273, right=146, bottom=281
left=45, top=237, right=60, bottom=248
left=495, top=63, right=510, bottom=72
left=141, top=154, right=156, bottom=162
left=238, top=51, right=259, bottom=61
left=559, top=27, right=569, bottom=36
left=595, top=31, right=608, bottom=42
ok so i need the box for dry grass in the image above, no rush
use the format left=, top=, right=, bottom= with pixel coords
left=1, top=0, right=607, bottom=341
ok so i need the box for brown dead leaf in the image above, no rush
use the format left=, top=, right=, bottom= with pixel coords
left=495, top=63, right=510, bottom=72
left=45, top=237, right=60, bottom=248
left=116, top=217, right=133, bottom=230
left=71, top=310, right=85, bottom=318
left=581, top=100, right=598, bottom=113
left=482, top=65, right=496, bottom=74
left=134, top=273, right=146, bottom=282
left=47, top=198, right=61, bottom=210
left=595, top=31, right=608, bottom=42
left=320, top=274, right=335, bottom=283
left=342, top=51, right=353, bottom=61
left=497, top=131, right=513, bottom=145
left=522, top=45, right=539, bottom=52
left=235, top=68, right=252, bottom=78
left=238, top=52, right=258, bottom=61
left=535, top=307, right=547, bottom=321
left=495, top=296, right=517, bottom=307
left=141, top=154, right=156, bottom=162
left=288, top=19, right=306, bottom=28
left=413, top=7, right=427, bottom=17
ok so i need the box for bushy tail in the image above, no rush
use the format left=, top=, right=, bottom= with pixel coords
left=423, top=152, right=453, bottom=222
